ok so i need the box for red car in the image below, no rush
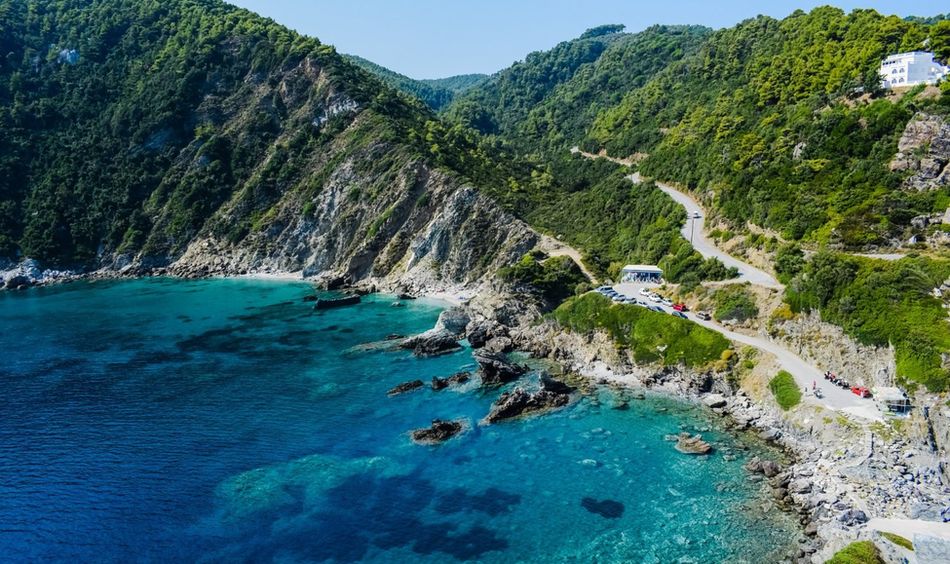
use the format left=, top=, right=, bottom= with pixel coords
left=851, top=386, right=871, bottom=398
left=673, top=303, right=688, bottom=312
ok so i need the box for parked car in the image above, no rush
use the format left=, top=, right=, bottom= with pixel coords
left=651, top=306, right=664, bottom=313
left=673, top=303, right=688, bottom=312
left=639, top=288, right=650, bottom=296
left=851, top=386, right=872, bottom=398
left=696, top=311, right=711, bottom=321
left=661, top=299, right=673, bottom=307
left=673, top=311, right=688, bottom=319
left=650, top=294, right=662, bottom=303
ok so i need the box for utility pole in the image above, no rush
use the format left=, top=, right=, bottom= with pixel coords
left=690, top=217, right=695, bottom=246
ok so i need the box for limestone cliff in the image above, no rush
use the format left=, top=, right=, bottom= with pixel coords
left=890, top=112, right=950, bottom=192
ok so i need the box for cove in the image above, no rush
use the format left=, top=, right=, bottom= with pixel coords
left=0, top=278, right=801, bottom=562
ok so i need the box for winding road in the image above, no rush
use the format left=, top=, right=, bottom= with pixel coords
left=570, top=148, right=881, bottom=420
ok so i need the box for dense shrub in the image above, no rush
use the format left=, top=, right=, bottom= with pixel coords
left=498, top=253, right=588, bottom=310
left=713, top=285, right=760, bottom=322
left=826, top=541, right=884, bottom=564
left=553, top=293, right=730, bottom=367
left=768, top=371, right=802, bottom=410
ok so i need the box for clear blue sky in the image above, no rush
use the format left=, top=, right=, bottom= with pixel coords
left=227, top=1, right=947, bottom=79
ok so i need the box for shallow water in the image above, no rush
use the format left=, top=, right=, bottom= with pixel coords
left=0, top=278, right=801, bottom=562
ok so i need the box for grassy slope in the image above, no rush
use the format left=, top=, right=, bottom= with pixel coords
left=554, top=293, right=730, bottom=368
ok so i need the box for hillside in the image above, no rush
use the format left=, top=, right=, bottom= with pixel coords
left=588, top=8, right=950, bottom=248
left=343, top=54, right=486, bottom=110
left=445, top=24, right=711, bottom=153
left=0, top=0, right=533, bottom=285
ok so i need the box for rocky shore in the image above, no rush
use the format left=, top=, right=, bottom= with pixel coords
left=6, top=259, right=948, bottom=563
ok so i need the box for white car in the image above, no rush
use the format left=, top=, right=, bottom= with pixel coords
left=661, top=299, right=674, bottom=307
left=638, top=288, right=650, bottom=296
left=650, top=294, right=661, bottom=303
left=692, top=211, right=701, bottom=219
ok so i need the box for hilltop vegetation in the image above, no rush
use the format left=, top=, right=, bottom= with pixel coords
left=588, top=8, right=950, bottom=247
left=446, top=24, right=710, bottom=153
left=344, top=54, right=485, bottom=110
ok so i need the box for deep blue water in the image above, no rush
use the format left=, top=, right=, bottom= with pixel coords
left=0, top=278, right=801, bottom=562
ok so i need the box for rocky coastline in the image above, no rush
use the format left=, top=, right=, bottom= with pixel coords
left=5, top=259, right=948, bottom=563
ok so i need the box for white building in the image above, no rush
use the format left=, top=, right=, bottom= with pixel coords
left=879, top=51, right=949, bottom=89
left=621, top=264, right=663, bottom=283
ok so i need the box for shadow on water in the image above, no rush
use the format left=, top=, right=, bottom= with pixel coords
left=230, top=468, right=514, bottom=562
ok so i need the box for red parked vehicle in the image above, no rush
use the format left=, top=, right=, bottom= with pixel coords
left=851, top=386, right=872, bottom=398
left=673, top=303, right=688, bottom=312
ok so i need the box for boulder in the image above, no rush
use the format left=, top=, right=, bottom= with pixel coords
left=788, top=478, right=812, bottom=494
left=761, top=460, right=782, bottom=478
left=4, top=275, right=30, bottom=290
left=397, top=293, right=417, bottom=300
left=674, top=433, right=713, bottom=455
left=482, top=385, right=570, bottom=424
left=400, top=330, right=462, bottom=357
left=838, top=509, right=868, bottom=526
left=387, top=380, right=424, bottom=396
left=410, top=419, right=466, bottom=445
left=473, top=351, right=528, bottom=386
left=434, top=308, right=470, bottom=336
left=702, top=393, right=727, bottom=408
left=465, top=320, right=508, bottom=349
left=431, top=372, right=471, bottom=391
left=483, top=336, right=514, bottom=353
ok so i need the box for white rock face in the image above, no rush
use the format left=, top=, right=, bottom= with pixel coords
left=890, top=113, right=950, bottom=192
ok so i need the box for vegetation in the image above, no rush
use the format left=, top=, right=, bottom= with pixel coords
left=783, top=252, right=950, bottom=391
left=713, top=285, right=760, bottom=322
left=879, top=532, right=914, bottom=551
left=553, top=293, right=731, bottom=368
left=589, top=8, right=950, bottom=247
left=768, top=371, right=802, bottom=410
left=344, top=54, right=485, bottom=110
left=446, top=24, right=710, bottom=153
left=826, top=541, right=884, bottom=564
left=498, top=251, right=588, bottom=310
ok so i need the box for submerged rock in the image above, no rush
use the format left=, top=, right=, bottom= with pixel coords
left=482, top=378, right=572, bottom=424
left=473, top=351, right=528, bottom=386
left=674, top=433, right=713, bottom=455
left=431, top=372, right=471, bottom=391
left=581, top=497, right=625, bottom=519
left=399, top=330, right=462, bottom=357
left=387, top=380, right=424, bottom=396
left=411, top=419, right=466, bottom=445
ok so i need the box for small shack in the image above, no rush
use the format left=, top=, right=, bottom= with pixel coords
left=874, top=387, right=911, bottom=415
left=621, top=264, right=663, bottom=283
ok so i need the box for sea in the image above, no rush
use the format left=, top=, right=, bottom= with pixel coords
left=0, top=278, right=801, bottom=562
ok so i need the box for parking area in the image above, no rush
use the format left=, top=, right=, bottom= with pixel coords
left=595, top=282, right=706, bottom=321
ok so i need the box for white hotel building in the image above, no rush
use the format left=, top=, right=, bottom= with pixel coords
left=879, top=51, right=949, bottom=89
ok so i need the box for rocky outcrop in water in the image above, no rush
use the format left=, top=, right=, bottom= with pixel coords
left=482, top=376, right=573, bottom=424
left=674, top=432, right=713, bottom=455
left=473, top=351, right=528, bottom=386
left=410, top=419, right=466, bottom=444
left=387, top=380, right=424, bottom=396
left=431, top=372, right=471, bottom=390
left=399, top=330, right=462, bottom=357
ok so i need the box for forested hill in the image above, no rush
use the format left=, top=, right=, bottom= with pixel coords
left=343, top=54, right=486, bottom=110
left=588, top=8, right=950, bottom=247
left=443, top=24, right=711, bottom=152
left=0, top=0, right=525, bottom=274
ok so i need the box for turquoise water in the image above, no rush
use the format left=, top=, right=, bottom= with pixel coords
left=0, top=278, right=801, bottom=562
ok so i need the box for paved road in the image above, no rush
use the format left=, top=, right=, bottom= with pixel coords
left=628, top=173, right=783, bottom=289
left=611, top=283, right=882, bottom=421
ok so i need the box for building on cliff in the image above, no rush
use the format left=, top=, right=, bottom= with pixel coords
left=879, top=51, right=949, bottom=89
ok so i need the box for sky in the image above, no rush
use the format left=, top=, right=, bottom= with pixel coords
left=227, top=1, right=947, bottom=79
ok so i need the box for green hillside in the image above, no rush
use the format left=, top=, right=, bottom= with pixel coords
left=445, top=24, right=711, bottom=153
left=344, top=54, right=486, bottom=110
left=0, top=0, right=491, bottom=266
left=589, top=8, right=950, bottom=247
